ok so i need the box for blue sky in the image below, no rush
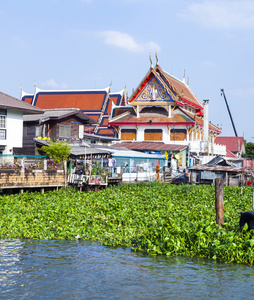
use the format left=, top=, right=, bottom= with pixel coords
left=1, top=0, right=254, bottom=141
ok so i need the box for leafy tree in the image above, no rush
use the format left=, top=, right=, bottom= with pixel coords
left=244, top=141, right=254, bottom=158
left=41, top=141, right=71, bottom=163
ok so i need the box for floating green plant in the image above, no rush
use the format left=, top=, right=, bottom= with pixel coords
left=0, top=183, right=254, bottom=265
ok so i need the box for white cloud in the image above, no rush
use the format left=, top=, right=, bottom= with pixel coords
left=96, top=30, right=160, bottom=53
left=40, top=79, right=68, bottom=89
left=179, top=0, right=254, bottom=30
left=200, top=60, right=217, bottom=68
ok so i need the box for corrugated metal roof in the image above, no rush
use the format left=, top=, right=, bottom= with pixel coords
left=70, top=146, right=111, bottom=156
left=204, top=156, right=233, bottom=167
left=101, top=147, right=166, bottom=159
left=112, top=141, right=187, bottom=152
left=188, top=165, right=246, bottom=172
left=24, top=109, right=94, bottom=124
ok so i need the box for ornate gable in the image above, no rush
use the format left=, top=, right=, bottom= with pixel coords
left=133, top=76, right=173, bottom=104
left=129, top=71, right=175, bottom=110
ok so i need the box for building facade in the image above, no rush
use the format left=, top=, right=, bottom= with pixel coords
left=0, top=91, right=42, bottom=156
left=21, top=86, right=125, bottom=138
left=109, top=59, right=226, bottom=165
left=14, top=109, right=94, bottom=155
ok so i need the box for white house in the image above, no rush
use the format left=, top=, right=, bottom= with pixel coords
left=0, top=91, right=42, bottom=156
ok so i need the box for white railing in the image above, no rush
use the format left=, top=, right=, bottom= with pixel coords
left=188, top=141, right=226, bottom=156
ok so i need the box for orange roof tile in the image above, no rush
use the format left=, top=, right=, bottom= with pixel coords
left=107, top=91, right=124, bottom=114
left=101, top=117, right=109, bottom=126
left=33, top=88, right=109, bottom=111
left=97, top=129, right=115, bottom=136
left=23, top=96, right=33, bottom=104
left=86, top=114, right=100, bottom=122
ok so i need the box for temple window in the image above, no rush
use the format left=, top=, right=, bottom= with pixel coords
left=121, top=129, right=136, bottom=141
left=144, top=129, right=162, bottom=141
left=170, top=129, right=187, bottom=141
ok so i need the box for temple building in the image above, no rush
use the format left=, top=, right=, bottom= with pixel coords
left=21, top=86, right=125, bottom=138
left=109, top=57, right=226, bottom=166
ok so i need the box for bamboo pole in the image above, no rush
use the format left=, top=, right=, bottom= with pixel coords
left=215, top=177, right=224, bottom=225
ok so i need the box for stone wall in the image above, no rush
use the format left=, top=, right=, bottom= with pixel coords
left=0, top=170, right=65, bottom=189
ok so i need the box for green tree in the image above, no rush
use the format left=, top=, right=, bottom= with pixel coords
left=41, top=141, right=71, bottom=163
left=244, top=141, right=254, bottom=158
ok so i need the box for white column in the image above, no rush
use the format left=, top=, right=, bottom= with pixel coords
left=168, top=105, right=171, bottom=117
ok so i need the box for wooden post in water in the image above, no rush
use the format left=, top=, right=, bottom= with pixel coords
left=215, top=178, right=224, bottom=225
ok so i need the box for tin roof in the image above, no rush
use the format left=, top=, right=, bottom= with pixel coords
left=111, top=141, right=187, bottom=152
left=24, top=108, right=94, bottom=124
left=101, top=147, right=166, bottom=159
left=188, top=165, right=246, bottom=172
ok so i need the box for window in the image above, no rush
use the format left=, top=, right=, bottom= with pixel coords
left=144, top=129, right=162, bottom=141
left=35, top=125, right=42, bottom=137
left=0, top=109, right=7, bottom=140
left=121, top=129, right=136, bottom=141
left=59, top=125, right=71, bottom=138
left=170, top=129, right=187, bottom=141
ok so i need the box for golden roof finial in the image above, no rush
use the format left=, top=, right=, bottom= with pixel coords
left=20, top=84, right=22, bottom=91
left=34, top=80, right=36, bottom=87
left=109, top=80, right=112, bottom=93
left=155, top=51, right=159, bottom=65
left=149, top=53, right=153, bottom=69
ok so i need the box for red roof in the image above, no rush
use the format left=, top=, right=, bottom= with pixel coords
left=160, top=67, right=203, bottom=109
left=128, top=65, right=203, bottom=111
left=226, top=149, right=238, bottom=158
left=215, top=136, right=245, bottom=152
left=112, top=141, right=187, bottom=152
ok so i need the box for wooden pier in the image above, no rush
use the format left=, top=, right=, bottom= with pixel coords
left=68, top=174, right=122, bottom=191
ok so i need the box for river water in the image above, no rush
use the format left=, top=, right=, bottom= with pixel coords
left=0, top=239, right=254, bottom=300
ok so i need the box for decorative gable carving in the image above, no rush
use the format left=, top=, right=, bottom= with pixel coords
left=133, top=77, right=173, bottom=104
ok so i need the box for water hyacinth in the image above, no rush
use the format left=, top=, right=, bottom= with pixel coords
left=0, top=183, right=254, bottom=265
